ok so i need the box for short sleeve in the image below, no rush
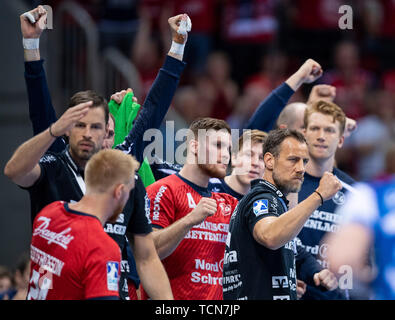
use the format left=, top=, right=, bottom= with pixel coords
left=246, top=194, right=279, bottom=234
left=83, top=240, right=121, bottom=300
left=21, top=153, right=57, bottom=191
left=146, top=182, right=176, bottom=229
left=127, top=175, right=153, bottom=235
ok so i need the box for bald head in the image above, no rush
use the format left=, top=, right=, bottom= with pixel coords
left=276, top=102, right=307, bottom=132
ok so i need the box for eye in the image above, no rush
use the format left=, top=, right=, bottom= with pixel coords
left=91, top=124, right=103, bottom=130
left=75, top=123, right=85, bottom=128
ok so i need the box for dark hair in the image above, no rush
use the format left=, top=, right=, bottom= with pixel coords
left=189, top=117, right=231, bottom=137
left=263, top=128, right=307, bottom=157
left=68, top=90, right=109, bottom=125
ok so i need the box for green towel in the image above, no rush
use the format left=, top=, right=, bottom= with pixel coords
left=108, top=92, right=156, bottom=187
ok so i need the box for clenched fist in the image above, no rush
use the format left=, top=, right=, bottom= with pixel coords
left=307, top=84, right=336, bottom=105
left=168, top=14, right=190, bottom=44
left=316, top=172, right=342, bottom=202
left=297, top=59, right=323, bottom=84
left=20, top=5, right=47, bottom=39
left=186, top=197, right=217, bottom=227
left=313, top=269, right=338, bottom=291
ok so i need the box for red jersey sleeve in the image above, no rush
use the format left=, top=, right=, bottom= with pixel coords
left=82, top=237, right=121, bottom=300
left=147, top=180, right=176, bottom=229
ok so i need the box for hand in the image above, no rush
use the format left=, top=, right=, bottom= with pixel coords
left=285, top=59, right=323, bottom=91
left=313, top=269, right=338, bottom=291
left=307, top=85, right=336, bottom=104
left=168, top=14, right=190, bottom=44
left=51, top=101, right=92, bottom=136
left=297, top=59, right=323, bottom=84
left=344, top=117, right=357, bottom=139
left=296, top=280, right=307, bottom=299
left=316, top=172, right=342, bottom=201
left=20, top=5, right=47, bottom=39
left=110, top=88, right=138, bottom=105
left=186, top=197, right=217, bottom=226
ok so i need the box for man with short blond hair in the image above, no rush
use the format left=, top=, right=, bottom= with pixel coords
left=27, top=149, right=142, bottom=300
left=296, top=99, right=356, bottom=299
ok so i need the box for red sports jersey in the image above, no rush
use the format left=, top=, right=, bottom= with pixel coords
left=146, top=174, right=238, bottom=300
left=27, top=201, right=121, bottom=300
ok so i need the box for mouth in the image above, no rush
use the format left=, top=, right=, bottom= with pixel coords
left=78, top=141, right=94, bottom=150
left=293, top=176, right=304, bottom=182
left=313, top=144, right=328, bottom=149
left=248, top=170, right=260, bottom=177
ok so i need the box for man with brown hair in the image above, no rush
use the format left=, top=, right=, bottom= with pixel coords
left=223, top=128, right=341, bottom=300
left=296, top=99, right=357, bottom=299
left=144, top=117, right=239, bottom=300
left=5, top=6, right=189, bottom=300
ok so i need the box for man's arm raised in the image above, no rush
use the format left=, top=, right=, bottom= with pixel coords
left=245, top=59, right=323, bottom=131
left=116, top=14, right=189, bottom=164
left=21, top=5, right=47, bottom=62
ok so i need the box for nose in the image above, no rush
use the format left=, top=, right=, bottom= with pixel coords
left=317, top=128, right=325, bottom=142
left=82, top=126, right=92, bottom=139
left=295, top=159, right=306, bottom=174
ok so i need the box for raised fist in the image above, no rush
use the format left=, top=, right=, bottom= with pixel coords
left=297, top=59, right=323, bottom=84
left=20, top=6, right=47, bottom=39
left=307, top=84, right=336, bottom=104
left=168, top=14, right=191, bottom=44
left=316, top=172, right=342, bottom=202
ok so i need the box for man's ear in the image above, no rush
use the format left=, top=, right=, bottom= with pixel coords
left=189, top=138, right=199, bottom=156
left=105, top=122, right=109, bottom=136
left=113, top=184, right=124, bottom=201
left=337, top=134, right=345, bottom=149
left=264, top=152, right=274, bottom=171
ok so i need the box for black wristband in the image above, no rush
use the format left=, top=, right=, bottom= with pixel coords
left=49, top=123, right=59, bottom=138
left=314, top=190, right=324, bottom=206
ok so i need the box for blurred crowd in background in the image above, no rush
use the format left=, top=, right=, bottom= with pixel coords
left=21, top=0, right=394, bottom=183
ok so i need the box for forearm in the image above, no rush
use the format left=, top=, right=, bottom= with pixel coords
left=137, top=256, right=173, bottom=300
left=24, top=59, right=65, bottom=152
left=261, top=193, right=321, bottom=249
left=132, top=234, right=173, bottom=299
left=117, top=55, right=185, bottom=163
left=152, top=216, right=195, bottom=260
left=4, top=128, right=54, bottom=184
left=245, top=83, right=295, bottom=131
left=285, top=70, right=305, bottom=92
left=24, top=48, right=40, bottom=61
